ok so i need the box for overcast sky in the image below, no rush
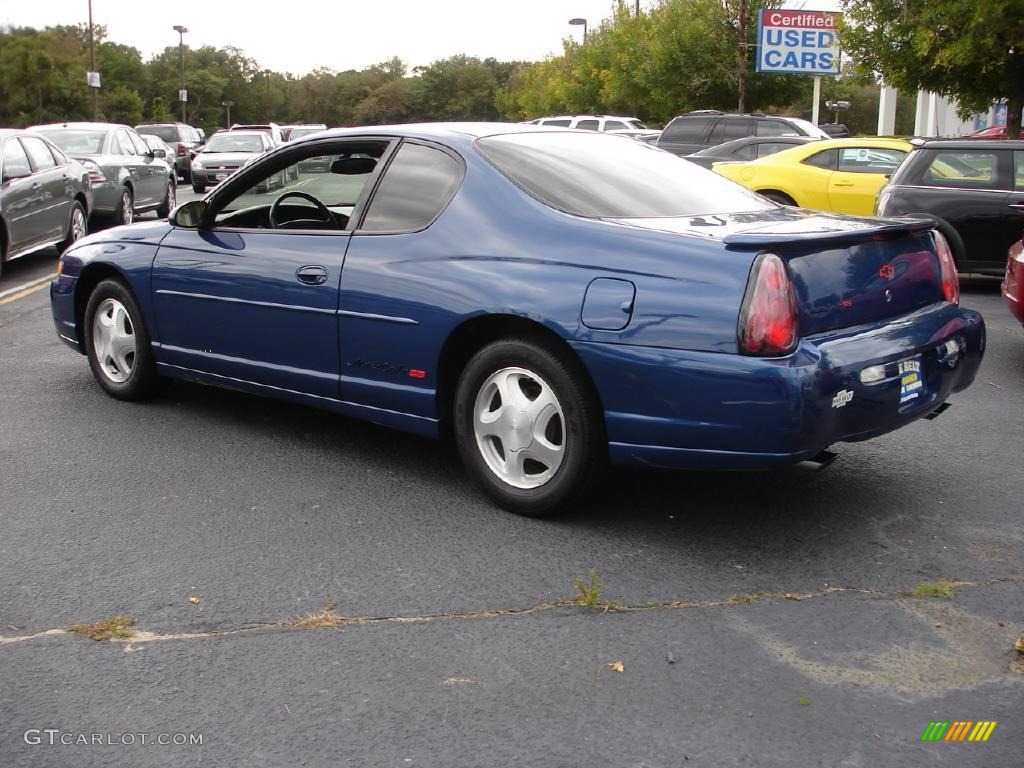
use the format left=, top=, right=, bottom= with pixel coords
left=3, top=0, right=839, bottom=76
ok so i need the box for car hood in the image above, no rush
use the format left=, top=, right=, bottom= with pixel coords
left=197, top=151, right=259, bottom=165
left=605, top=208, right=933, bottom=247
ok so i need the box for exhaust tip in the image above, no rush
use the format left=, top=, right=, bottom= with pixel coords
left=795, top=449, right=839, bottom=472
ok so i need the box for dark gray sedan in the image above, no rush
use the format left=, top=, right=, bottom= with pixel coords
left=684, top=135, right=821, bottom=169
left=0, top=129, right=92, bottom=276
left=28, top=122, right=176, bottom=226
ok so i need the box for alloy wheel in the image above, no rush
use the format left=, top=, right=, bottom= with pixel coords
left=92, top=298, right=136, bottom=384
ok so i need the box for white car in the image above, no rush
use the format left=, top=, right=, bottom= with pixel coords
left=527, top=115, right=649, bottom=133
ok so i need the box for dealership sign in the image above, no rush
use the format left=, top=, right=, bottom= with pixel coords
left=756, top=9, right=841, bottom=75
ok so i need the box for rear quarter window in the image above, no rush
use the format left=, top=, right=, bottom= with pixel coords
left=661, top=116, right=712, bottom=143
left=920, top=151, right=1001, bottom=188
left=360, top=143, right=463, bottom=232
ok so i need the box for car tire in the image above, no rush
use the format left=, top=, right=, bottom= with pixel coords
left=84, top=278, right=160, bottom=401
left=58, top=202, right=88, bottom=254
left=920, top=216, right=967, bottom=270
left=453, top=337, right=606, bottom=517
left=192, top=178, right=207, bottom=194
left=113, top=187, right=134, bottom=226
left=760, top=190, right=797, bottom=206
left=156, top=180, right=176, bottom=218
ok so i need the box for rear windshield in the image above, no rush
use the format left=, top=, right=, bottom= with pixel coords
left=34, top=129, right=106, bottom=154
left=476, top=131, right=771, bottom=218
left=138, top=125, right=177, bottom=142
left=289, top=127, right=325, bottom=140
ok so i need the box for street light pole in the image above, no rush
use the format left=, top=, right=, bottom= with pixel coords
left=87, top=0, right=98, bottom=119
left=222, top=100, right=234, bottom=128
left=173, top=25, right=188, bottom=123
left=568, top=17, right=587, bottom=44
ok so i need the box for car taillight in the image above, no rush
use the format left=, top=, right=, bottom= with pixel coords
left=738, top=252, right=799, bottom=356
left=933, top=230, right=959, bottom=305
left=177, top=143, right=187, bottom=157
left=82, top=159, right=107, bottom=185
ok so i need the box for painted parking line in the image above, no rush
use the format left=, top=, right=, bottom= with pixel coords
left=0, top=274, right=54, bottom=305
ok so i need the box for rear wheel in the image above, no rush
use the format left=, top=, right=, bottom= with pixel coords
left=84, top=278, right=160, bottom=401
left=112, top=187, right=134, bottom=226
left=58, top=202, right=87, bottom=253
left=454, top=338, right=605, bottom=517
left=192, top=178, right=207, bottom=194
left=156, top=180, right=176, bottom=218
left=760, top=190, right=797, bottom=206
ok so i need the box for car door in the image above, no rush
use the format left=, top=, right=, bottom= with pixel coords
left=112, top=128, right=150, bottom=208
left=127, top=128, right=165, bottom=203
left=20, top=135, right=71, bottom=242
left=150, top=139, right=388, bottom=398
left=827, top=146, right=907, bottom=215
left=338, top=140, right=465, bottom=418
left=1, top=137, right=43, bottom=253
left=1005, top=150, right=1024, bottom=250
left=792, top=147, right=836, bottom=209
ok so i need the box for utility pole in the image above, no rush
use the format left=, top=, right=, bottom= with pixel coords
left=737, top=0, right=747, bottom=113
left=636, top=0, right=640, bottom=17
left=173, top=25, right=188, bottom=123
left=223, top=100, right=234, bottom=128
left=87, top=0, right=98, bottom=119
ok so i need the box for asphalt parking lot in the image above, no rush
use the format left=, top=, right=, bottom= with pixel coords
left=1, top=223, right=1021, bottom=765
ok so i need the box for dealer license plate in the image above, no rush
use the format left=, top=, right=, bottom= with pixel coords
left=898, top=356, right=924, bottom=404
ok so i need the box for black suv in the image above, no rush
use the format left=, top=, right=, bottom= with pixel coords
left=876, top=139, right=1024, bottom=275
left=135, top=122, right=202, bottom=181
left=656, top=111, right=829, bottom=155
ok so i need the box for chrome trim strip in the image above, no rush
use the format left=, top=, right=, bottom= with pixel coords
left=336, top=308, right=418, bottom=325
left=891, top=184, right=1009, bottom=194
left=154, top=289, right=335, bottom=315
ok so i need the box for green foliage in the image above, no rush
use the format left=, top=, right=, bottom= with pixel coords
left=575, top=570, right=605, bottom=607
left=499, top=0, right=809, bottom=124
left=841, top=0, right=1024, bottom=134
left=912, top=579, right=958, bottom=599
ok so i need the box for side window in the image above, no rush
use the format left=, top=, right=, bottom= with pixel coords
left=662, top=116, right=712, bottom=143
left=704, top=118, right=725, bottom=145
left=722, top=117, right=751, bottom=141
left=361, top=143, right=463, bottom=232
left=21, top=137, right=58, bottom=171
left=603, top=120, right=628, bottom=131
left=837, top=147, right=906, bottom=174
left=755, top=120, right=789, bottom=137
left=756, top=142, right=790, bottom=158
left=541, top=119, right=572, bottom=127
left=922, top=151, right=1000, bottom=188
left=1015, top=151, right=1024, bottom=190
left=128, top=130, right=151, bottom=156
left=803, top=149, right=837, bottom=170
left=575, top=119, right=600, bottom=131
left=2, top=139, right=33, bottom=180
left=112, top=130, right=136, bottom=155
left=733, top=144, right=757, bottom=160
left=45, top=141, right=67, bottom=166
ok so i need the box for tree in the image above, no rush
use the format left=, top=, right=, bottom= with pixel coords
left=841, top=0, right=1024, bottom=136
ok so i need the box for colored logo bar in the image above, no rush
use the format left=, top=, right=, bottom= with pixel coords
left=920, top=721, right=997, bottom=742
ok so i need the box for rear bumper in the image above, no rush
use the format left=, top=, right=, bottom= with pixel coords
left=574, top=302, right=985, bottom=469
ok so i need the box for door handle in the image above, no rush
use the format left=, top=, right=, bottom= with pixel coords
left=295, top=265, right=328, bottom=285
left=833, top=181, right=854, bottom=187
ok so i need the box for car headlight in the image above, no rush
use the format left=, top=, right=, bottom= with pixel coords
left=192, top=159, right=204, bottom=170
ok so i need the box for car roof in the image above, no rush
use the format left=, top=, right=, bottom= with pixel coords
left=305, top=122, right=611, bottom=143
left=28, top=122, right=123, bottom=131
left=211, top=129, right=267, bottom=137
left=914, top=138, right=1024, bottom=150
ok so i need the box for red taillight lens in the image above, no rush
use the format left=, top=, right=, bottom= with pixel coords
left=933, top=230, right=959, bottom=305
left=177, top=143, right=187, bottom=157
left=82, top=159, right=107, bottom=186
left=738, top=252, right=799, bottom=356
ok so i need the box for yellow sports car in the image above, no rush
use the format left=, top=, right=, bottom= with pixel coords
left=712, top=138, right=912, bottom=216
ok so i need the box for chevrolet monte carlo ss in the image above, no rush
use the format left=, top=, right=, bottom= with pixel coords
left=50, top=124, right=985, bottom=516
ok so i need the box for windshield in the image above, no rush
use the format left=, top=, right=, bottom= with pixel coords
left=626, top=119, right=647, bottom=130
left=788, top=118, right=831, bottom=139
left=138, top=125, right=177, bottom=142
left=34, top=129, right=107, bottom=155
left=476, top=131, right=772, bottom=218
left=204, top=134, right=264, bottom=153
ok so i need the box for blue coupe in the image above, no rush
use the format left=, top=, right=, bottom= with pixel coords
left=51, top=124, right=985, bottom=516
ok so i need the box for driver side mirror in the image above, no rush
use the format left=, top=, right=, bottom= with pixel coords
left=171, top=199, right=208, bottom=229
left=151, top=148, right=167, bottom=159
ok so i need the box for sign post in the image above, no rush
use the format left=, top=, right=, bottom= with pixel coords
left=756, top=9, right=841, bottom=126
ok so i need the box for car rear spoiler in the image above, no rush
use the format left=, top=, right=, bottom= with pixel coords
left=723, top=216, right=934, bottom=248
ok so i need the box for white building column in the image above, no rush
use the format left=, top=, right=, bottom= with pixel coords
left=877, top=86, right=898, bottom=135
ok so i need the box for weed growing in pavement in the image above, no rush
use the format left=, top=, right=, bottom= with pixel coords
left=575, top=570, right=605, bottom=607
left=912, top=579, right=958, bottom=599
left=66, top=616, right=136, bottom=641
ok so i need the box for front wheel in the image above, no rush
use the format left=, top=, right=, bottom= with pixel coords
left=113, top=187, right=134, bottom=226
left=454, top=338, right=606, bottom=517
left=760, top=190, right=796, bottom=206
left=84, top=279, right=161, bottom=401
